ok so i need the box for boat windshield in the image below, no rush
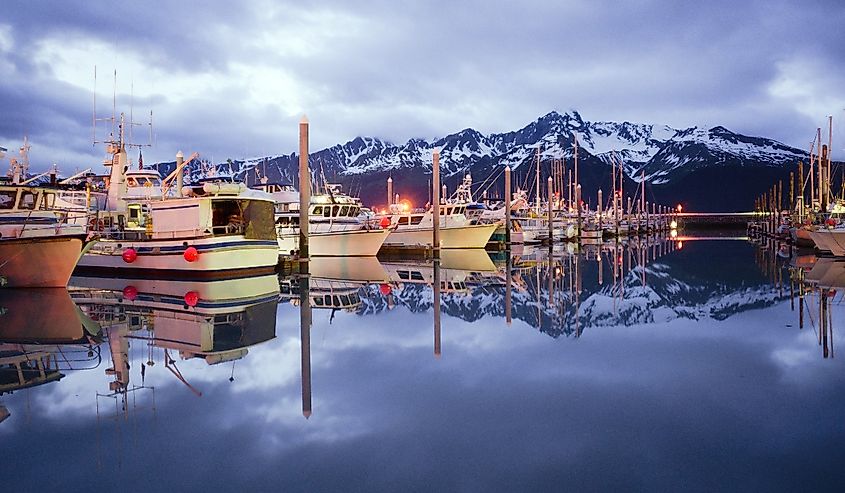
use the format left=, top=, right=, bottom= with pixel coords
left=0, top=190, right=16, bottom=209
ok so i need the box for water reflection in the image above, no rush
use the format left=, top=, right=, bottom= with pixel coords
left=3, top=237, right=845, bottom=491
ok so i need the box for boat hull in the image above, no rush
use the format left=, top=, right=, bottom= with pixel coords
left=807, top=230, right=844, bottom=255
left=383, top=223, right=498, bottom=249
left=0, top=237, right=83, bottom=288
left=791, top=227, right=817, bottom=248
left=279, top=228, right=390, bottom=257
left=75, top=235, right=279, bottom=279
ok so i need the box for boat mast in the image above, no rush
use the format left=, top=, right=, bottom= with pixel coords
left=535, top=145, right=541, bottom=214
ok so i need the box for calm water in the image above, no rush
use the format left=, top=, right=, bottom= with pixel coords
left=2, top=237, right=844, bottom=492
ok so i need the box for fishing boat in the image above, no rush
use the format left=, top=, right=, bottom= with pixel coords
left=76, top=179, right=280, bottom=278
left=381, top=201, right=499, bottom=249
left=0, top=184, right=87, bottom=287
left=74, top=129, right=279, bottom=278
left=256, top=182, right=391, bottom=257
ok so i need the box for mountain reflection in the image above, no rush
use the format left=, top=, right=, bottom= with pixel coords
left=3, top=239, right=845, bottom=491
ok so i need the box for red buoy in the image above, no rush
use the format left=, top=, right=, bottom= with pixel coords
left=183, top=246, right=199, bottom=262
left=122, top=248, right=138, bottom=263
left=184, top=291, right=199, bottom=307
left=379, top=283, right=392, bottom=296
left=379, top=216, right=391, bottom=229
left=122, top=285, right=138, bottom=301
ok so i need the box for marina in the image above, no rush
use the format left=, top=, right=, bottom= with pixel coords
left=4, top=2, right=845, bottom=489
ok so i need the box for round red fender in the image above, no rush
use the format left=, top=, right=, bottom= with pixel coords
left=122, top=285, right=138, bottom=301
left=379, top=283, right=392, bottom=296
left=122, top=248, right=138, bottom=263
left=183, top=246, right=199, bottom=262
left=184, top=291, right=199, bottom=307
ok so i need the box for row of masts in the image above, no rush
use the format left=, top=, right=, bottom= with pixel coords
left=752, top=117, right=837, bottom=235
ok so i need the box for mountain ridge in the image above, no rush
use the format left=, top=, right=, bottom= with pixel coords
left=155, top=110, right=815, bottom=211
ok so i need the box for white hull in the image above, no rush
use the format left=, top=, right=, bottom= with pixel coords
left=77, top=235, right=278, bottom=278
left=384, top=223, right=497, bottom=249
left=279, top=228, right=390, bottom=257
left=0, top=237, right=83, bottom=288
left=808, top=230, right=845, bottom=256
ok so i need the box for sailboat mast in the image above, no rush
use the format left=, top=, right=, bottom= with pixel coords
left=535, top=146, right=541, bottom=213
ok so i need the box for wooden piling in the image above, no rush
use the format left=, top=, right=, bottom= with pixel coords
left=433, top=149, right=441, bottom=258
left=298, top=116, right=310, bottom=265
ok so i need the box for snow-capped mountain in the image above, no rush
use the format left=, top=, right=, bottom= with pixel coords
left=155, top=110, right=812, bottom=211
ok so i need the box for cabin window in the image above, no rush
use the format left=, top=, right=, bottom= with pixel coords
left=19, top=191, right=36, bottom=210
left=339, top=206, right=349, bottom=216
left=331, top=206, right=340, bottom=217
left=332, top=295, right=341, bottom=306
left=127, top=177, right=138, bottom=187
left=42, top=193, right=56, bottom=209
left=0, top=190, right=16, bottom=209
left=324, top=295, right=331, bottom=305
left=398, top=271, right=410, bottom=280
left=349, top=207, right=359, bottom=217
left=314, top=298, right=324, bottom=307
left=323, top=207, right=331, bottom=217
left=340, top=295, right=350, bottom=305
left=456, top=207, right=464, bottom=215
left=212, top=200, right=245, bottom=234
left=410, top=215, right=424, bottom=225
left=312, top=206, right=323, bottom=215
left=410, top=271, right=424, bottom=281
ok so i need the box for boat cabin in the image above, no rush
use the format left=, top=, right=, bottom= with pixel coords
left=0, top=186, right=59, bottom=212
left=124, top=169, right=164, bottom=199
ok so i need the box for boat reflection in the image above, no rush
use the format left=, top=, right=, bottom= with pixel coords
left=796, top=257, right=842, bottom=358
left=0, top=274, right=281, bottom=422
left=0, top=289, right=102, bottom=400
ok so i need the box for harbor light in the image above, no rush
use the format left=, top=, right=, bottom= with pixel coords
left=670, top=220, right=678, bottom=229
left=676, top=204, right=683, bottom=212
left=677, top=240, right=683, bottom=249
left=670, top=229, right=678, bottom=238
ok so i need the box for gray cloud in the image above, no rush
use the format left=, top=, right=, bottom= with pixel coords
left=1, top=0, right=844, bottom=173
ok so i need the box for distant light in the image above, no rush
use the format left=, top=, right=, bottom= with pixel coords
left=670, top=220, right=678, bottom=229
left=670, top=229, right=678, bottom=238
left=676, top=204, right=683, bottom=212
left=677, top=240, right=683, bottom=249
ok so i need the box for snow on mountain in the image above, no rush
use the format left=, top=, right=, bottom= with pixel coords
left=152, top=110, right=809, bottom=209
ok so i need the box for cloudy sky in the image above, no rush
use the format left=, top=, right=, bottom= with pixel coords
left=1, top=0, right=844, bottom=174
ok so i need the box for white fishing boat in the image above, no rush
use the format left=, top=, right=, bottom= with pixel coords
left=76, top=179, right=280, bottom=279
left=807, top=227, right=845, bottom=256
left=256, top=182, right=390, bottom=257
left=381, top=201, right=499, bottom=249
left=0, top=184, right=87, bottom=287
left=70, top=119, right=279, bottom=278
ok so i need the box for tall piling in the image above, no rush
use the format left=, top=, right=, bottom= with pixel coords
left=298, top=116, right=310, bottom=265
